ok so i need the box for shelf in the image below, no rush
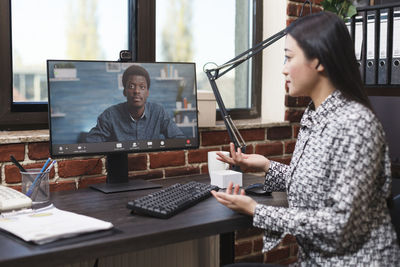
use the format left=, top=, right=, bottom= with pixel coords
left=176, top=122, right=196, bottom=127
left=155, top=77, right=184, bottom=81
left=174, top=108, right=196, bottom=112
left=51, top=112, right=66, bottom=118
left=49, top=78, right=80, bottom=82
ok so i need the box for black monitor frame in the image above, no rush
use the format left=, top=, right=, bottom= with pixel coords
left=47, top=60, right=199, bottom=193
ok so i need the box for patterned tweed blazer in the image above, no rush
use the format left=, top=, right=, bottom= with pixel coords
left=253, top=90, right=400, bottom=266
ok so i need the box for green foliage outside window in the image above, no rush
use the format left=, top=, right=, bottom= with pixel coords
left=321, top=0, right=357, bottom=21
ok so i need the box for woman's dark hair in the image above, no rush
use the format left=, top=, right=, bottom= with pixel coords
left=122, top=64, right=151, bottom=89
left=287, top=11, right=372, bottom=110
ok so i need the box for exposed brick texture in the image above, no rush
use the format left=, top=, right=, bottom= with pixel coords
left=149, top=151, right=185, bottom=169
left=287, top=3, right=322, bottom=17
left=4, top=165, right=23, bottom=184
left=0, top=144, right=24, bottom=162
left=128, top=154, right=147, bottom=171
left=165, top=166, right=200, bottom=177
left=291, top=242, right=299, bottom=256
left=50, top=180, right=77, bottom=191
left=221, top=144, right=254, bottom=154
left=78, top=176, right=106, bottom=188
left=285, top=109, right=304, bottom=123
left=5, top=163, right=56, bottom=184
left=58, top=159, right=103, bottom=178
left=270, top=156, right=292, bottom=165
left=201, top=131, right=230, bottom=146
left=265, top=246, right=291, bottom=263
left=286, top=17, right=297, bottom=27
left=130, top=170, right=164, bottom=180
left=8, top=185, right=22, bottom=192
left=235, top=240, right=253, bottom=257
left=287, top=2, right=299, bottom=17
left=202, top=129, right=265, bottom=147
left=281, top=234, right=297, bottom=245
left=1, top=123, right=299, bottom=265
left=293, top=124, right=301, bottom=138
left=246, top=144, right=254, bottom=154
left=201, top=164, right=209, bottom=174
left=267, top=126, right=292, bottom=140
left=255, top=142, right=283, bottom=157
left=239, top=129, right=266, bottom=142
left=285, top=140, right=297, bottom=154
left=285, top=95, right=311, bottom=108
left=188, top=148, right=215, bottom=163
left=254, top=238, right=264, bottom=252
left=28, top=142, right=50, bottom=160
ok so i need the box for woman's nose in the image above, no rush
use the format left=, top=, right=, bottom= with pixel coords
left=282, top=65, right=288, bottom=76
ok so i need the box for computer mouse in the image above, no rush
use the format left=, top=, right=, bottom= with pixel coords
left=245, top=183, right=271, bottom=196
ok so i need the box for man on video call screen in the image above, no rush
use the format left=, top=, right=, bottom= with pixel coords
left=86, top=64, right=185, bottom=142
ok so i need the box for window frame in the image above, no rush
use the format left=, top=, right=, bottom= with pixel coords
left=0, top=0, right=260, bottom=130
left=225, top=0, right=262, bottom=120
left=0, top=0, right=153, bottom=130
left=151, top=0, right=263, bottom=121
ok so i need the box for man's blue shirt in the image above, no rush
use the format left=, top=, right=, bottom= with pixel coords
left=86, top=102, right=185, bottom=142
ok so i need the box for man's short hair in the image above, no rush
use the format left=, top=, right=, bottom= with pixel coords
left=122, top=64, right=151, bottom=89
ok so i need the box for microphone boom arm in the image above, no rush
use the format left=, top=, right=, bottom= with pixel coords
left=203, top=0, right=311, bottom=156
left=204, top=29, right=287, bottom=153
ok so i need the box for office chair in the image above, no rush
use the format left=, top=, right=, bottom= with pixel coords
left=389, top=194, right=400, bottom=245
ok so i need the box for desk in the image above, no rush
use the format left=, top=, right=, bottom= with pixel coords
left=0, top=174, right=287, bottom=267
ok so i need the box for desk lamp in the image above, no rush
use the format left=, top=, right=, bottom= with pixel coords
left=203, top=0, right=312, bottom=158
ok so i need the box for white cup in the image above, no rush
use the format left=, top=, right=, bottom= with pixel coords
left=208, top=151, right=230, bottom=175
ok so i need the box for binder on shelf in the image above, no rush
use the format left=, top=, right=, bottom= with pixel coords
left=378, top=9, right=389, bottom=85
left=354, top=14, right=364, bottom=81
left=365, top=11, right=376, bottom=85
left=391, top=8, right=400, bottom=85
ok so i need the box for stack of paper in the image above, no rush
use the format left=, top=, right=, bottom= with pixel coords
left=0, top=204, right=113, bottom=244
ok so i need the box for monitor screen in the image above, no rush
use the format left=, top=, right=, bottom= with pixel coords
left=47, top=60, right=199, bottom=192
left=47, top=60, right=199, bottom=156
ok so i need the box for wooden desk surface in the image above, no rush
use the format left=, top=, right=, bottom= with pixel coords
left=0, top=174, right=287, bottom=267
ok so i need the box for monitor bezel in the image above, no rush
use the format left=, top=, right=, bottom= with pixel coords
left=47, top=59, right=200, bottom=159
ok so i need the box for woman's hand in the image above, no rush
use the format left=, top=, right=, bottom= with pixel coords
left=211, top=182, right=258, bottom=216
left=216, top=143, right=271, bottom=173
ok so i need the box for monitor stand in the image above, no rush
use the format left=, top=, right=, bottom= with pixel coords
left=90, top=153, right=162, bottom=194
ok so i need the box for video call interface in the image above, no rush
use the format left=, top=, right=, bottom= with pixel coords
left=47, top=60, right=199, bottom=156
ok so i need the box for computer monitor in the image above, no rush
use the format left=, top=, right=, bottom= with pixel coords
left=47, top=60, right=199, bottom=192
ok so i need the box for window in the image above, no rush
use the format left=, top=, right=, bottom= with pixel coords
left=155, top=0, right=263, bottom=119
left=0, top=0, right=141, bottom=130
left=12, top=0, right=128, bottom=105
left=0, top=0, right=259, bottom=129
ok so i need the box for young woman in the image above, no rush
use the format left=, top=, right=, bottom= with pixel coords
left=212, top=12, right=400, bottom=265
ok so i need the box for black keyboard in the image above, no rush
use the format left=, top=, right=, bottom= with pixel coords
left=127, top=181, right=219, bottom=219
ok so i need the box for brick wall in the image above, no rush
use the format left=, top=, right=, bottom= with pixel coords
left=0, top=125, right=296, bottom=191
left=0, top=123, right=299, bottom=264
